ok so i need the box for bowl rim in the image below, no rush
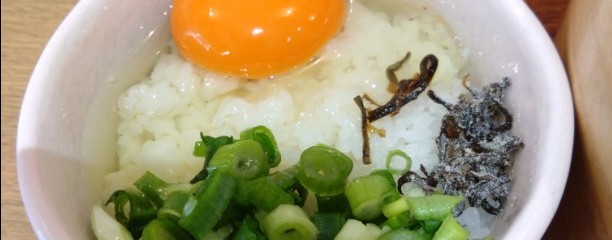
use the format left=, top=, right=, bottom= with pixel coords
left=16, top=0, right=574, bottom=239
left=489, top=1, right=573, bottom=239
left=17, top=0, right=105, bottom=238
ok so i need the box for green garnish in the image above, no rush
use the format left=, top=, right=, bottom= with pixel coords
left=97, top=126, right=474, bottom=240
left=297, top=145, right=353, bottom=195
left=179, top=170, right=236, bottom=239
left=190, top=133, right=234, bottom=183
left=134, top=171, right=169, bottom=208
left=105, top=188, right=157, bottom=239
left=207, top=140, right=268, bottom=180
left=385, top=149, right=412, bottom=175
left=312, top=212, right=346, bottom=240
left=432, top=215, right=469, bottom=240
left=261, top=204, right=317, bottom=240
left=344, top=172, right=396, bottom=220
left=240, top=125, right=282, bottom=168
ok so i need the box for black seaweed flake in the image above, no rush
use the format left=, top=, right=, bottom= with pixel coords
left=399, top=77, right=524, bottom=215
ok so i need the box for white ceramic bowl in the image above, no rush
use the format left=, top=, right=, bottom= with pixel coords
left=17, top=0, right=574, bottom=239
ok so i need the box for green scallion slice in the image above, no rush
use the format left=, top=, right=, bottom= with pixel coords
left=262, top=204, right=318, bottom=240
left=208, top=140, right=268, bottom=180
left=134, top=171, right=168, bottom=208
left=385, top=150, right=412, bottom=175
left=232, top=215, right=266, bottom=240
left=267, top=165, right=299, bottom=190
left=245, top=177, right=295, bottom=212
left=334, top=219, right=382, bottom=240
left=382, top=197, right=410, bottom=218
left=422, top=219, right=443, bottom=233
left=382, top=213, right=411, bottom=229
left=432, top=215, right=469, bottom=240
left=140, top=219, right=192, bottom=240
left=190, top=134, right=234, bottom=183
left=405, top=195, right=463, bottom=221
left=378, top=228, right=432, bottom=240
left=344, top=174, right=396, bottom=220
left=312, top=212, right=346, bottom=240
left=315, top=193, right=350, bottom=214
left=240, top=125, right=282, bottom=168
left=105, top=188, right=157, bottom=239
left=178, top=170, right=236, bottom=239
left=193, top=141, right=207, bottom=158
left=297, top=145, right=353, bottom=196
left=157, top=191, right=190, bottom=222
left=91, top=205, right=133, bottom=240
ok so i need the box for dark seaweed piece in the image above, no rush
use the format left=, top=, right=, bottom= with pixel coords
left=353, top=96, right=372, bottom=164
left=398, top=77, right=524, bottom=215
left=367, top=53, right=438, bottom=122
left=397, top=169, right=437, bottom=195
left=354, top=52, right=438, bottom=164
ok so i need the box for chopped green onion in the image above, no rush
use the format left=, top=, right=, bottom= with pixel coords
left=297, top=145, right=353, bottom=195
left=165, top=183, right=193, bottom=196
left=232, top=215, right=266, bottom=240
left=190, top=134, right=234, bottom=183
left=193, top=141, right=207, bottom=157
left=267, top=165, right=299, bottom=190
left=334, top=219, right=382, bottom=240
left=208, top=140, right=268, bottom=180
left=215, top=200, right=249, bottom=228
left=189, top=169, right=209, bottom=185
left=253, top=210, right=268, bottom=225
left=370, top=170, right=401, bottom=204
left=312, top=212, right=346, bottom=240
left=240, top=125, right=282, bottom=168
left=432, top=215, right=469, bottom=240
left=262, top=204, right=318, bottom=240
left=316, top=193, right=350, bottom=213
left=233, top=180, right=254, bottom=207
left=189, top=175, right=211, bottom=197
left=382, top=213, right=412, bottom=229
left=140, top=219, right=192, bottom=240
left=201, top=134, right=235, bottom=161
left=99, top=126, right=477, bottom=240
left=91, top=205, right=133, bottom=240
left=244, top=177, right=295, bottom=212
left=378, top=228, right=431, bottom=240
left=385, top=150, right=412, bottom=175
left=382, top=198, right=410, bottom=218
left=203, top=224, right=234, bottom=240
left=370, top=170, right=397, bottom=189
left=134, top=171, right=168, bottom=208
left=422, top=219, right=443, bottom=233
left=179, top=170, right=236, bottom=239
left=344, top=174, right=395, bottom=220
left=105, top=188, right=157, bottom=239
left=288, top=183, right=309, bottom=207
left=406, top=195, right=463, bottom=221
left=157, top=191, right=190, bottom=222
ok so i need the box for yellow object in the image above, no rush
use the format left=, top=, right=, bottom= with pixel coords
left=171, top=0, right=347, bottom=78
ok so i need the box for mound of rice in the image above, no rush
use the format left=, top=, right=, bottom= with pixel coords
left=104, top=0, right=467, bottom=205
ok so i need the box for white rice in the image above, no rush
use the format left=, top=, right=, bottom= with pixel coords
left=104, top=0, right=479, bottom=234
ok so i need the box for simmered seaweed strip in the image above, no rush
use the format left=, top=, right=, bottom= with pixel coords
left=354, top=52, right=438, bottom=165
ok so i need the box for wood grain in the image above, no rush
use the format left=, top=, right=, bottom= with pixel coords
left=1, top=0, right=588, bottom=239
left=544, top=0, right=612, bottom=239
left=1, top=1, right=77, bottom=239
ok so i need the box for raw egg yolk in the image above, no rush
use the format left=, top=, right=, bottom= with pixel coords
left=171, top=0, right=347, bottom=78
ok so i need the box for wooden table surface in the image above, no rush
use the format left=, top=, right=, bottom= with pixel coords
left=3, top=0, right=601, bottom=239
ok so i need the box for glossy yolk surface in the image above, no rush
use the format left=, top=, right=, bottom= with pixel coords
left=171, top=0, right=347, bottom=78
